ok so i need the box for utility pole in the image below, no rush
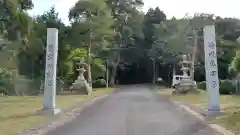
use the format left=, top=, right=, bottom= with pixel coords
left=190, top=28, right=198, bottom=80
left=150, top=58, right=156, bottom=85
left=153, top=59, right=156, bottom=85
left=87, top=36, right=92, bottom=88
left=106, top=60, right=109, bottom=88
left=185, top=22, right=198, bottom=81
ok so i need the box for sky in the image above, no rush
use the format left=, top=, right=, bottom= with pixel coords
left=28, top=0, right=240, bottom=25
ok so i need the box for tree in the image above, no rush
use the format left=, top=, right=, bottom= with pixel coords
left=17, top=6, right=73, bottom=93
left=0, top=0, right=34, bottom=41
left=192, top=14, right=240, bottom=80
left=105, top=0, right=144, bottom=85
left=143, top=7, right=166, bottom=48
left=160, top=14, right=240, bottom=81
left=231, top=50, right=240, bottom=74
left=69, top=0, right=115, bottom=87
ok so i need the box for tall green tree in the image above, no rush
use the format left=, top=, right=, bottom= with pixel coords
left=0, top=0, right=33, bottom=41
left=143, top=7, right=166, bottom=48
left=104, top=0, right=144, bottom=85
left=18, top=7, right=72, bottom=83
left=69, top=0, right=115, bottom=86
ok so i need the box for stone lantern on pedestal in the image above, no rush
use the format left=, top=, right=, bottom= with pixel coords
left=175, top=54, right=197, bottom=94
left=70, top=57, right=91, bottom=95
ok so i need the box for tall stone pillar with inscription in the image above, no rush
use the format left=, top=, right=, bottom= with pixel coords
left=203, top=25, right=220, bottom=113
left=190, top=15, right=221, bottom=115
left=37, top=28, right=60, bottom=115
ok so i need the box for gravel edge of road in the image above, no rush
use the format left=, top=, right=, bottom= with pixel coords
left=17, top=94, right=110, bottom=135
left=173, top=101, right=235, bottom=135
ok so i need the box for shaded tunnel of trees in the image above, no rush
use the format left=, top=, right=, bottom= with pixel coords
left=115, top=60, right=207, bottom=85
left=116, top=62, right=153, bottom=84
left=115, top=59, right=176, bottom=85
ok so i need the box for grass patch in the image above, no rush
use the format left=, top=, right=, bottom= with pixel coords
left=0, top=88, right=112, bottom=135
left=158, top=89, right=240, bottom=134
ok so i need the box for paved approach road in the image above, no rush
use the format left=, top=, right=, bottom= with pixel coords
left=47, top=85, right=219, bottom=135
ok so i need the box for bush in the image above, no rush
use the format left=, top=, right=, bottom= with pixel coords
left=0, top=70, right=14, bottom=95
left=219, top=80, right=235, bottom=95
left=198, top=80, right=236, bottom=94
left=28, top=76, right=44, bottom=95
left=198, top=81, right=206, bottom=90
left=92, top=79, right=106, bottom=88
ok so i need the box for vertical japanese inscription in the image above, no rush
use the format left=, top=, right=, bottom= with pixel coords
left=47, top=79, right=53, bottom=87
left=210, top=71, right=217, bottom=76
left=208, top=42, right=215, bottom=49
left=207, top=41, right=218, bottom=88
left=211, top=81, right=217, bottom=88
left=47, top=63, right=53, bottom=68
left=47, top=52, right=53, bottom=60
left=209, top=60, right=217, bottom=68
left=208, top=51, right=216, bottom=57
left=46, top=43, right=54, bottom=87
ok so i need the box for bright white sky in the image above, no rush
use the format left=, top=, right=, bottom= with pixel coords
left=28, top=0, right=240, bottom=25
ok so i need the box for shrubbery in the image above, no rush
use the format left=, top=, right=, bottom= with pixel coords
left=0, top=69, right=45, bottom=96
left=92, top=78, right=106, bottom=88
left=0, top=70, right=14, bottom=95
left=28, top=76, right=44, bottom=95
left=198, top=81, right=206, bottom=90
left=198, top=80, right=236, bottom=95
left=219, top=80, right=235, bottom=95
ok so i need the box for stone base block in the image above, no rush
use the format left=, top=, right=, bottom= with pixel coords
left=36, top=108, right=61, bottom=116
left=202, top=110, right=224, bottom=116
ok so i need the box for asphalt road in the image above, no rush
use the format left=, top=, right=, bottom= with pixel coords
left=46, top=85, right=219, bottom=135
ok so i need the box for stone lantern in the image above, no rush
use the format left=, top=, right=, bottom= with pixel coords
left=175, top=54, right=197, bottom=94
left=70, top=57, right=91, bottom=95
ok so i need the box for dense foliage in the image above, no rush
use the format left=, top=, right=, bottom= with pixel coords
left=198, top=80, right=236, bottom=95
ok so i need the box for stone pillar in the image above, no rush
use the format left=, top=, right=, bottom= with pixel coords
left=203, top=25, right=220, bottom=113
left=37, top=28, right=60, bottom=115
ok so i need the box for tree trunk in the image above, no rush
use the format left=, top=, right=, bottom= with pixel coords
left=153, top=60, right=156, bottom=85
left=109, top=50, right=120, bottom=86
left=191, top=29, right=197, bottom=80
left=109, top=65, right=117, bottom=85
left=106, top=61, right=109, bottom=88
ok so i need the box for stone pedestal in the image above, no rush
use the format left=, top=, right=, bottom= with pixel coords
left=202, top=110, right=224, bottom=116
left=36, top=108, right=61, bottom=116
